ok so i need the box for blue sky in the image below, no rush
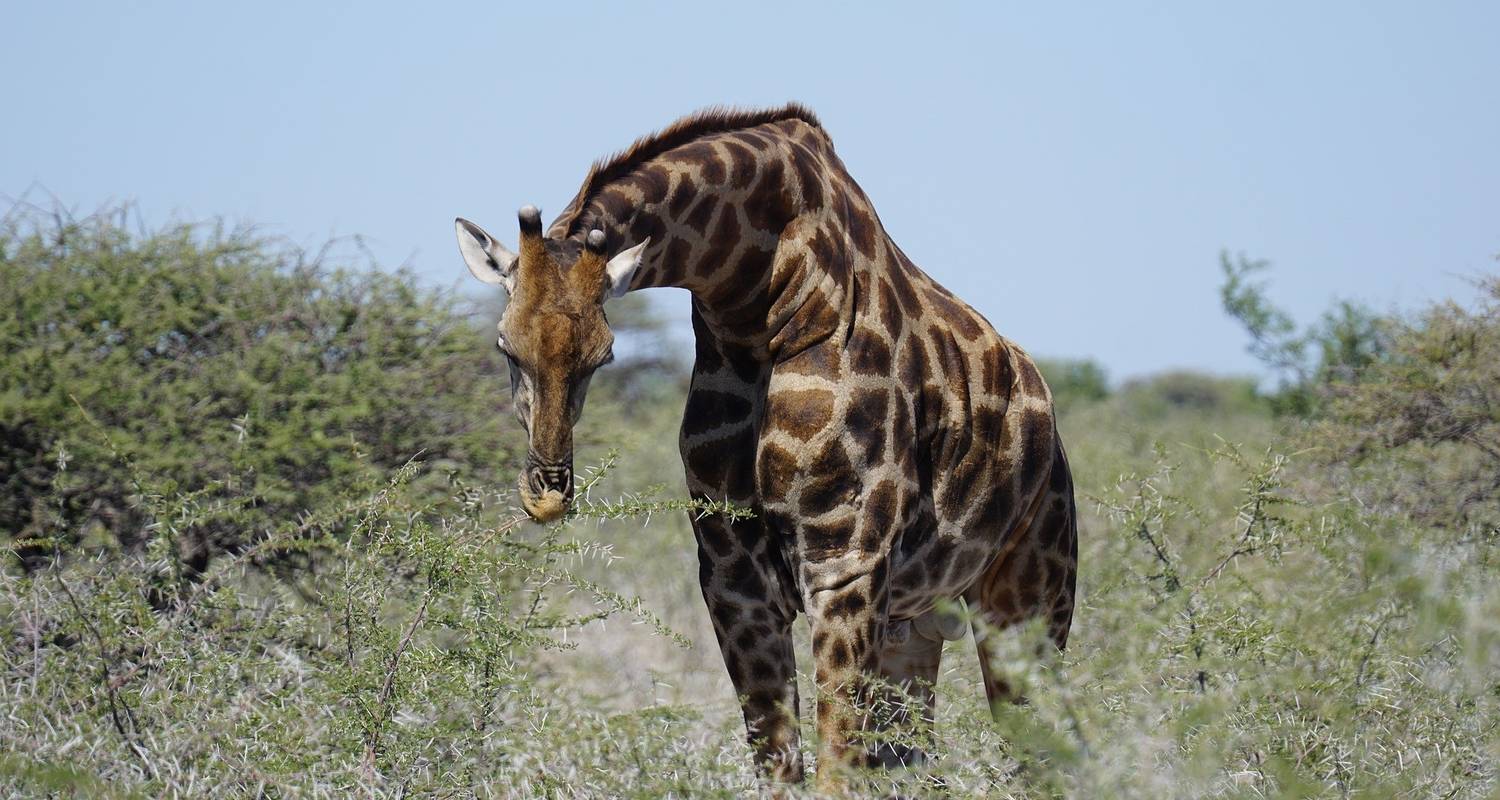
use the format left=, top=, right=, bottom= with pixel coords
left=4, top=2, right=1496, bottom=379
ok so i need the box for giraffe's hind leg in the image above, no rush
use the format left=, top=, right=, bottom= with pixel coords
left=866, top=614, right=953, bottom=767
left=968, top=447, right=1079, bottom=716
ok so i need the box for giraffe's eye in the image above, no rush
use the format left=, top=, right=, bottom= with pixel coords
left=497, top=338, right=521, bottom=372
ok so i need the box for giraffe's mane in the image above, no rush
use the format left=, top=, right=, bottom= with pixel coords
left=556, top=102, right=822, bottom=236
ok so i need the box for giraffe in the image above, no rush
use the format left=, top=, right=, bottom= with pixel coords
left=455, top=104, right=1078, bottom=788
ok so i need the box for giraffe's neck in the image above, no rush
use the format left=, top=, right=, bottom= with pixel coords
left=549, top=113, right=860, bottom=355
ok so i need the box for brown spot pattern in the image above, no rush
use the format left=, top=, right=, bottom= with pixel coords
left=500, top=103, right=1077, bottom=787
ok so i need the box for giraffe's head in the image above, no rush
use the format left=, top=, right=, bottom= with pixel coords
left=455, top=206, right=649, bottom=523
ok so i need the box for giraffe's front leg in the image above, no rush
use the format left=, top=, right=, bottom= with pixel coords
left=692, top=513, right=804, bottom=783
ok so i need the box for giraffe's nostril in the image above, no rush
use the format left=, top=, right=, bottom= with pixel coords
left=541, top=466, right=571, bottom=494
left=526, top=464, right=573, bottom=495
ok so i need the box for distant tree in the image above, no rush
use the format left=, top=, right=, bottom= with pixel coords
left=1219, top=251, right=1392, bottom=415
left=1325, top=275, right=1499, bottom=459
left=1220, top=249, right=1499, bottom=530
left=1311, top=275, right=1500, bottom=531
left=1117, top=371, right=1263, bottom=418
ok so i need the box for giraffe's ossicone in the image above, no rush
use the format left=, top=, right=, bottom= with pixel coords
left=456, top=104, right=1078, bottom=787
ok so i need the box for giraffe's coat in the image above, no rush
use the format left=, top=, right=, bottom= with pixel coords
left=462, top=104, right=1078, bottom=787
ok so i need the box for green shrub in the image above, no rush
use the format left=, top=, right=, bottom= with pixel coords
left=1220, top=248, right=1499, bottom=534
left=1116, top=370, right=1264, bottom=419
left=1308, top=275, right=1500, bottom=535
left=1036, top=357, right=1111, bottom=411
left=0, top=428, right=742, bottom=796
left=1219, top=251, right=1394, bottom=416
left=0, top=208, right=518, bottom=574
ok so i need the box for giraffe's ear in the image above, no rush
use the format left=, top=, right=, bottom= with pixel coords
left=603, top=237, right=649, bottom=300
left=456, top=217, right=519, bottom=292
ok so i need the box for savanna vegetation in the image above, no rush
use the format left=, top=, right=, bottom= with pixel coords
left=1, top=208, right=1495, bottom=798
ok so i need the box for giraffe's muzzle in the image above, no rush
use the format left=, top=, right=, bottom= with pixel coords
left=518, top=459, right=573, bottom=523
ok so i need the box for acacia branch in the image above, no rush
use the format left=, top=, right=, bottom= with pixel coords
left=54, top=572, right=153, bottom=775
left=362, top=586, right=434, bottom=771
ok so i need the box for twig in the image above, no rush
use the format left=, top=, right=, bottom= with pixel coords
left=1354, top=610, right=1402, bottom=689
left=362, top=587, right=434, bottom=772
left=54, top=571, right=154, bottom=776
left=1200, top=472, right=1272, bottom=587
